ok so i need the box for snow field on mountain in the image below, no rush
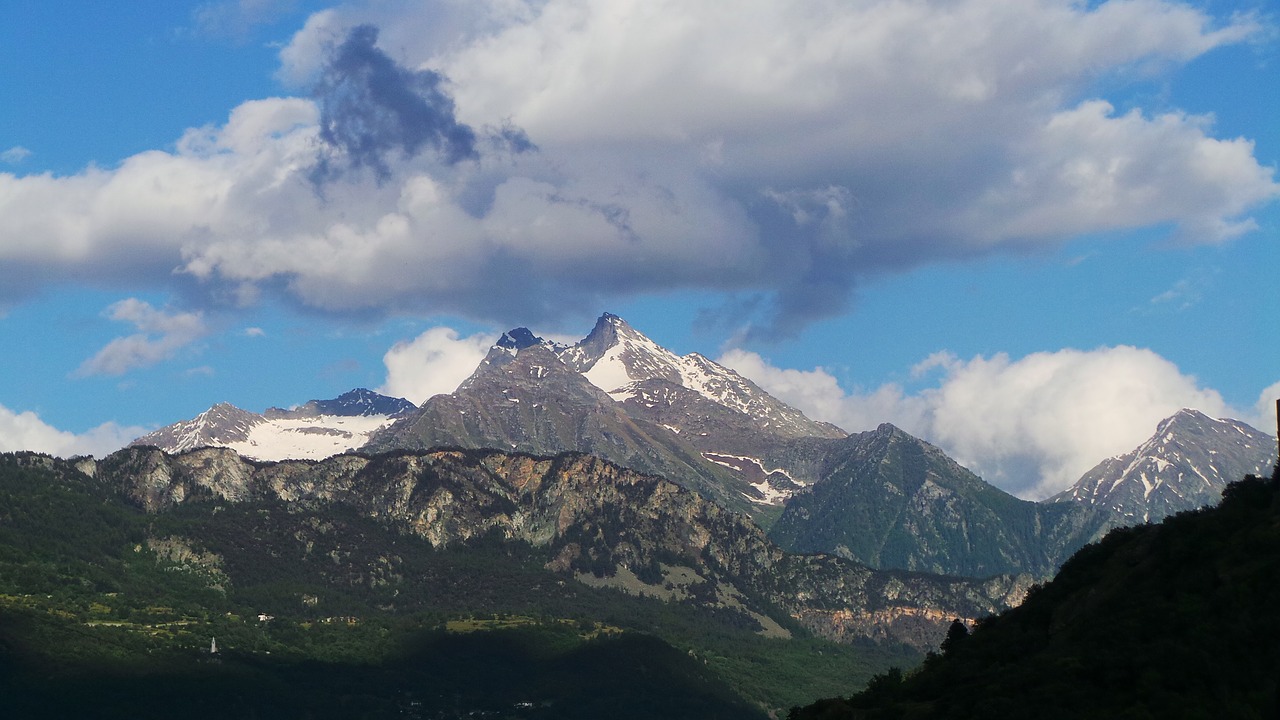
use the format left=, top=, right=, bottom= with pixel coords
left=225, top=415, right=396, bottom=461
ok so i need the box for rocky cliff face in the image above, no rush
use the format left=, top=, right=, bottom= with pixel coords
left=769, top=424, right=1115, bottom=578
left=1053, top=409, right=1277, bottom=523
left=84, top=445, right=1020, bottom=650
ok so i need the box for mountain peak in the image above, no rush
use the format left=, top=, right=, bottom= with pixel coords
left=1163, top=407, right=1212, bottom=426
left=872, top=422, right=906, bottom=437
left=265, top=388, right=416, bottom=419
left=496, top=327, right=543, bottom=351
left=1054, top=410, right=1276, bottom=522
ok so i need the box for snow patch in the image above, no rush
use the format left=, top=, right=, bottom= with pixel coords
left=226, top=414, right=397, bottom=461
left=702, top=451, right=803, bottom=506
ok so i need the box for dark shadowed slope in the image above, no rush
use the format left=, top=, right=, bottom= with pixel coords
left=788, top=463, right=1280, bottom=720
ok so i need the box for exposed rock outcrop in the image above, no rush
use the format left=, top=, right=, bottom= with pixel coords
left=83, top=446, right=1021, bottom=650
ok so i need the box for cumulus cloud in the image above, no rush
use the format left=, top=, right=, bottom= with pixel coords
left=75, top=299, right=209, bottom=377
left=0, top=404, right=145, bottom=458
left=722, top=345, right=1237, bottom=499
left=0, top=1, right=1274, bottom=335
left=378, top=326, right=497, bottom=404
left=1254, top=381, right=1280, bottom=436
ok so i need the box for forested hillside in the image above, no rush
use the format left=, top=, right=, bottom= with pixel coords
left=0, top=452, right=915, bottom=717
left=788, top=463, right=1280, bottom=719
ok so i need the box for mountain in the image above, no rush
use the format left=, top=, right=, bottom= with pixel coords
left=365, top=316, right=850, bottom=518
left=363, top=333, right=756, bottom=515
left=563, top=313, right=849, bottom=503
left=84, top=444, right=1023, bottom=652
left=365, top=314, right=1120, bottom=579
left=768, top=424, right=1115, bottom=578
left=560, top=313, right=845, bottom=442
left=264, top=387, right=416, bottom=419
left=1052, top=408, right=1277, bottom=523
left=0, top=451, right=784, bottom=718
left=131, top=388, right=415, bottom=461
left=788, top=467, right=1280, bottom=719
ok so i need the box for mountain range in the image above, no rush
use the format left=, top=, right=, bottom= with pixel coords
left=128, top=313, right=1277, bottom=581
left=10, top=311, right=1277, bottom=715
left=0, top=449, right=897, bottom=716
left=21, top=446, right=1023, bottom=650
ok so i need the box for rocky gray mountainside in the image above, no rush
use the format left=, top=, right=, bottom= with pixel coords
left=132, top=402, right=265, bottom=452
left=768, top=424, right=1117, bottom=578
left=131, top=388, right=415, bottom=462
left=364, top=322, right=834, bottom=519
left=1052, top=408, right=1277, bottom=523
left=362, top=336, right=759, bottom=517
left=83, top=445, right=1026, bottom=651
left=560, top=313, right=845, bottom=441
left=561, top=314, right=848, bottom=502
left=364, top=313, right=1121, bottom=579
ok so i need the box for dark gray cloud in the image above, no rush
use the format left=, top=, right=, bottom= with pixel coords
left=311, top=24, right=480, bottom=182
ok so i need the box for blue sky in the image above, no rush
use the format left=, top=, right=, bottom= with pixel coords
left=1, top=0, right=1276, bottom=498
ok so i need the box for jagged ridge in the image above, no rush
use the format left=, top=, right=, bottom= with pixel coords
left=84, top=445, right=1026, bottom=651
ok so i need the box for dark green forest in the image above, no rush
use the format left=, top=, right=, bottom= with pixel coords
left=788, top=464, right=1280, bottom=720
left=0, top=453, right=914, bottom=718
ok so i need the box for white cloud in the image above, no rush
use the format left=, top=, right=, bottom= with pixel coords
left=722, top=345, right=1237, bottom=500
left=971, top=101, right=1278, bottom=245
left=1254, top=381, right=1280, bottom=437
left=0, top=404, right=146, bottom=458
left=1, top=146, right=31, bottom=164
left=75, top=299, right=209, bottom=377
left=194, top=0, right=299, bottom=39
left=0, top=1, right=1273, bottom=335
left=1143, top=268, right=1220, bottom=313
left=378, top=326, right=497, bottom=404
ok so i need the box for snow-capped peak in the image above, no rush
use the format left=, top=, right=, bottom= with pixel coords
left=556, top=313, right=845, bottom=439
left=1054, top=408, right=1276, bottom=522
